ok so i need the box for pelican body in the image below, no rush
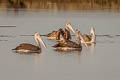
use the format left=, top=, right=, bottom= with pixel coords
left=47, top=30, right=58, bottom=40
left=53, top=30, right=83, bottom=51
left=47, top=22, right=71, bottom=40
left=53, top=40, right=82, bottom=51
left=81, top=27, right=96, bottom=44
left=12, top=32, right=47, bottom=53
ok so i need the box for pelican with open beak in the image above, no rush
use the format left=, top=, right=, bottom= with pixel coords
left=12, top=32, right=47, bottom=53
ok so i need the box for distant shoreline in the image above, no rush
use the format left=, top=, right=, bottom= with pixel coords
left=0, top=0, right=119, bottom=11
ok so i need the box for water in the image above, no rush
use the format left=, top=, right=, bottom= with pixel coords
left=0, top=10, right=120, bottom=80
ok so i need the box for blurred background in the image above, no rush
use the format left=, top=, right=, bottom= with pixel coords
left=0, top=0, right=120, bottom=11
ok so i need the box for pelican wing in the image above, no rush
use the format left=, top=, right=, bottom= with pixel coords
left=53, top=40, right=80, bottom=48
left=82, top=34, right=92, bottom=42
left=13, top=43, right=40, bottom=51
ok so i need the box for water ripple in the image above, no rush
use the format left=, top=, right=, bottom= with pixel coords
left=0, top=35, right=14, bottom=38
left=0, top=26, right=16, bottom=28
left=0, top=40, right=8, bottom=41
left=20, top=34, right=120, bottom=38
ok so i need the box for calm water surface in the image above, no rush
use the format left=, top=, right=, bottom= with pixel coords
left=0, top=10, right=120, bottom=80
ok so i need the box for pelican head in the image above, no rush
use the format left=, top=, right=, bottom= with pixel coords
left=34, top=32, right=47, bottom=48
left=90, top=27, right=95, bottom=35
left=66, top=22, right=75, bottom=33
left=90, top=27, right=96, bottom=43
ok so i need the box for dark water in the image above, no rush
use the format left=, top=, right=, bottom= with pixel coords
left=0, top=4, right=120, bottom=80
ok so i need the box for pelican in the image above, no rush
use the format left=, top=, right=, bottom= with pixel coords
left=81, top=27, right=96, bottom=44
left=47, top=22, right=71, bottom=40
left=66, top=22, right=96, bottom=44
left=47, top=30, right=58, bottom=40
left=12, top=32, right=47, bottom=53
left=53, top=30, right=86, bottom=51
